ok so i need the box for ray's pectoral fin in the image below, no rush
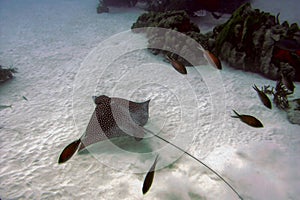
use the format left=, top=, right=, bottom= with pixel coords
left=58, top=139, right=81, bottom=164
left=129, top=99, right=150, bottom=126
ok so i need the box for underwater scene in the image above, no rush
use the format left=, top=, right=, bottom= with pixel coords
left=0, top=0, right=300, bottom=199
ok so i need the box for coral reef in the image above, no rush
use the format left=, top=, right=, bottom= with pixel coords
left=144, top=0, right=248, bottom=15
left=262, top=78, right=294, bottom=111
left=103, top=0, right=138, bottom=7
left=262, top=79, right=299, bottom=124
left=0, top=65, right=17, bottom=84
left=97, top=1, right=109, bottom=14
left=132, top=10, right=199, bottom=32
left=144, top=0, right=187, bottom=12
left=97, top=0, right=138, bottom=13
left=132, top=10, right=204, bottom=65
left=132, top=3, right=300, bottom=81
left=207, top=3, right=300, bottom=81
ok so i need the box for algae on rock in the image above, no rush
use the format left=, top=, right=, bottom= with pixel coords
left=132, top=10, right=203, bottom=65
left=210, top=3, right=300, bottom=81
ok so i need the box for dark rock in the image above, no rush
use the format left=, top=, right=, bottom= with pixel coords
left=132, top=2, right=300, bottom=80
left=145, top=0, right=187, bottom=12
left=209, top=3, right=300, bottom=81
left=0, top=65, right=17, bottom=84
left=144, top=0, right=249, bottom=15
left=103, top=0, right=137, bottom=7
left=287, top=98, right=300, bottom=125
left=97, top=1, right=109, bottom=13
left=132, top=10, right=203, bottom=65
left=132, top=10, right=200, bottom=32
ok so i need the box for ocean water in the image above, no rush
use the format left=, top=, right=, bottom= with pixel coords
left=0, top=1, right=299, bottom=200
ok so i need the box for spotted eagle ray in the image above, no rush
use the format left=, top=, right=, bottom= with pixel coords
left=58, top=95, right=243, bottom=200
left=59, top=95, right=150, bottom=163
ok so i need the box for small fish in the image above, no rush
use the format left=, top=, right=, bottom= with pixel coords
left=198, top=47, right=222, bottom=70
left=0, top=104, right=12, bottom=111
left=142, top=155, right=159, bottom=194
left=166, top=55, right=187, bottom=74
left=252, top=85, right=272, bottom=109
left=281, top=73, right=295, bottom=92
left=22, top=96, right=28, bottom=101
left=58, top=139, right=81, bottom=164
left=204, top=50, right=222, bottom=70
left=231, top=110, right=263, bottom=128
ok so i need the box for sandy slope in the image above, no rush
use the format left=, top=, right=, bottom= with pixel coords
left=0, top=0, right=300, bottom=200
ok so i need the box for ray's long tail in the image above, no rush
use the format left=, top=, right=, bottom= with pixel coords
left=143, top=128, right=244, bottom=200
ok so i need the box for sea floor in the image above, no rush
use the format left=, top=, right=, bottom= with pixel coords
left=0, top=0, right=300, bottom=199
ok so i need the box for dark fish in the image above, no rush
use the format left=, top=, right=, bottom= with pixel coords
left=281, top=73, right=295, bottom=92
left=231, top=110, right=263, bottom=128
left=204, top=50, right=222, bottom=70
left=273, top=38, right=300, bottom=52
left=58, top=95, right=150, bottom=163
left=166, top=55, right=187, bottom=74
left=22, top=96, right=28, bottom=101
left=0, top=104, right=12, bottom=111
left=252, top=85, right=272, bottom=109
left=58, top=139, right=81, bottom=164
left=142, top=155, right=159, bottom=194
left=198, top=46, right=222, bottom=70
